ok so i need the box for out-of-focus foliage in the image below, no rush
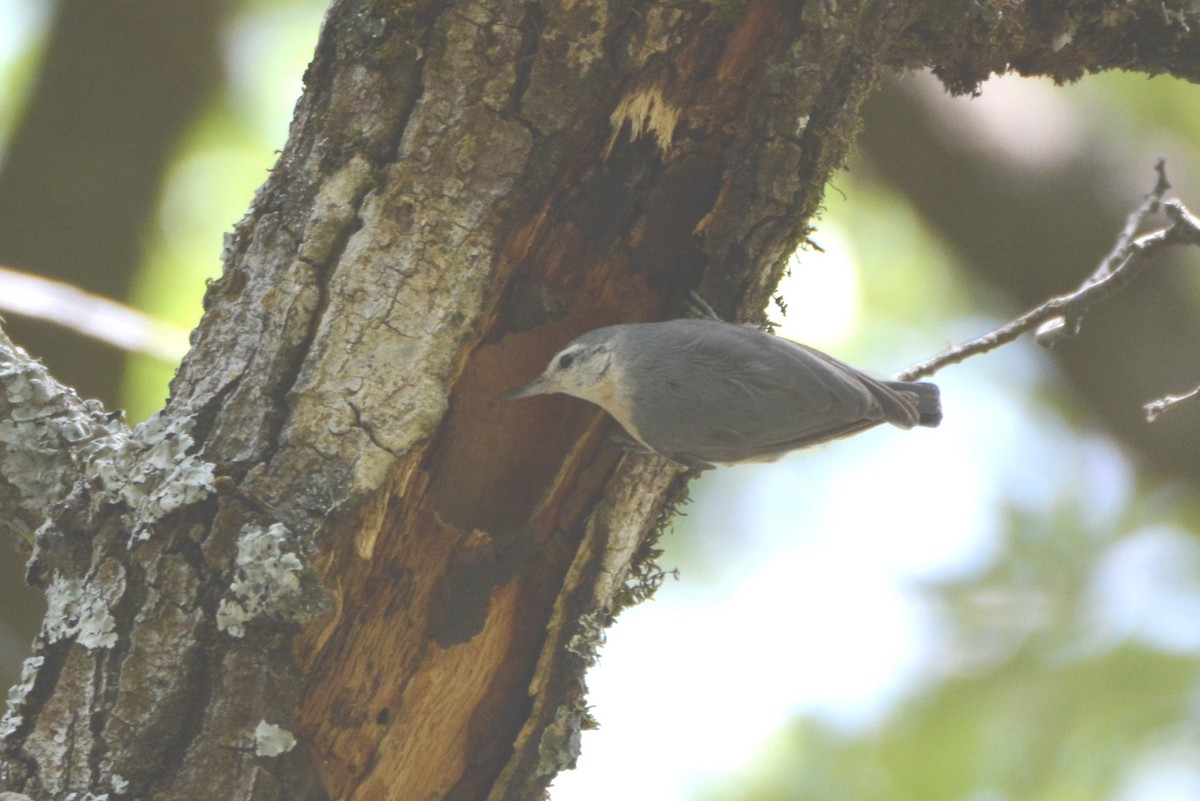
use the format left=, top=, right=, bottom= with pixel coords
left=693, top=503, right=1200, bottom=801
left=701, top=640, right=1200, bottom=801
left=0, top=3, right=49, bottom=154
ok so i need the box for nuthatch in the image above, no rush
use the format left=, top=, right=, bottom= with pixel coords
left=503, top=318, right=941, bottom=470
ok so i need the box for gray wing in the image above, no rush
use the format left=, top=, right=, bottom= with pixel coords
left=625, top=320, right=919, bottom=465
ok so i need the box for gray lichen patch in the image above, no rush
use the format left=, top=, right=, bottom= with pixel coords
left=216, top=523, right=317, bottom=638
left=0, top=340, right=129, bottom=522
left=253, top=721, right=297, bottom=757
left=0, top=656, right=45, bottom=738
left=42, top=569, right=122, bottom=650
left=86, top=410, right=215, bottom=541
left=0, top=332, right=216, bottom=545
left=535, top=704, right=583, bottom=777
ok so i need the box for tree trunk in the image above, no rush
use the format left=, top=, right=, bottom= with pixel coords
left=1, top=1, right=1196, bottom=799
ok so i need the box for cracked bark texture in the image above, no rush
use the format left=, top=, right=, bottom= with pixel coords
left=2, top=1, right=1198, bottom=800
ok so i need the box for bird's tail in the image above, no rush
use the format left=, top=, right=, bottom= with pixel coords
left=886, top=381, right=942, bottom=427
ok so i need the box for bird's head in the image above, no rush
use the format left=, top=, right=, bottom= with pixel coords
left=501, top=333, right=617, bottom=404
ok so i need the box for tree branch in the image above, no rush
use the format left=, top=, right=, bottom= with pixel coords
left=0, top=265, right=188, bottom=361
left=900, top=162, right=1200, bottom=406
left=0, top=326, right=127, bottom=542
left=1144, top=386, right=1200, bottom=422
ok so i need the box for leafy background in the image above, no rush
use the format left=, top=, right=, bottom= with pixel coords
left=2, top=3, right=1200, bottom=800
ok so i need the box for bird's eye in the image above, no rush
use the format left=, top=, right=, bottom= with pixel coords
left=558, top=353, right=575, bottom=369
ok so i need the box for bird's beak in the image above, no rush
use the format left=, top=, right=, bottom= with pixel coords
left=500, top=376, right=551, bottom=401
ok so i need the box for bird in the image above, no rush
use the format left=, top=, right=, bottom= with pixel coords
left=503, top=317, right=940, bottom=470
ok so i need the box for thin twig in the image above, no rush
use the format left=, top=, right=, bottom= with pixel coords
left=0, top=264, right=190, bottom=361
left=1091, top=157, right=1170, bottom=283
left=900, top=163, right=1200, bottom=384
left=1144, top=387, right=1200, bottom=422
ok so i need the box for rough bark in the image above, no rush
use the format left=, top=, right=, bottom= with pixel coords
left=1, top=1, right=1198, bottom=800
